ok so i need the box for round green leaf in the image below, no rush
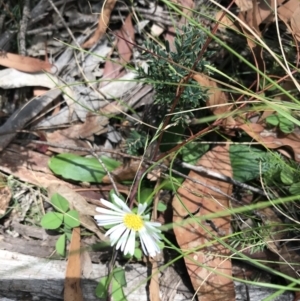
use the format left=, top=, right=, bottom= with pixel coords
left=157, top=201, right=167, bottom=212
left=266, top=115, right=279, bottom=127
left=280, top=170, right=294, bottom=185
left=56, top=234, right=66, bottom=257
left=180, top=142, right=209, bottom=164
left=230, top=145, right=271, bottom=182
left=49, top=154, right=121, bottom=183
left=289, top=182, right=300, bottom=195
left=64, top=210, right=80, bottom=228
left=113, top=267, right=127, bottom=287
left=41, top=212, right=63, bottom=229
left=134, top=248, right=142, bottom=260
left=279, top=116, right=294, bottom=134
left=112, top=279, right=127, bottom=301
left=138, top=188, right=153, bottom=205
left=51, top=193, right=69, bottom=213
left=95, top=276, right=109, bottom=298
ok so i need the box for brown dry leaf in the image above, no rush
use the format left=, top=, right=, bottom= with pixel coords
left=278, top=0, right=299, bottom=24
left=192, top=74, right=236, bottom=127
left=239, top=123, right=300, bottom=162
left=102, top=160, right=142, bottom=183
left=64, top=227, right=83, bottom=301
left=164, top=0, right=194, bottom=51
left=172, top=144, right=235, bottom=301
left=234, top=0, right=252, bottom=12
left=240, top=0, right=284, bottom=27
left=0, top=186, right=12, bottom=215
left=0, top=52, right=53, bottom=73
left=45, top=113, right=108, bottom=154
left=33, top=86, right=49, bottom=97
left=278, top=245, right=300, bottom=280
left=215, top=11, right=240, bottom=32
left=47, top=183, right=106, bottom=241
left=81, top=0, right=117, bottom=49
left=102, top=14, right=135, bottom=80
left=0, top=144, right=78, bottom=189
left=237, top=11, right=265, bottom=90
left=290, top=5, right=300, bottom=42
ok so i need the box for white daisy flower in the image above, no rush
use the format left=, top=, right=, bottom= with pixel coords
left=94, top=193, right=162, bottom=257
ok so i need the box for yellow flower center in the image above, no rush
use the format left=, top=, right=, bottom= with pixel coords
left=123, top=213, right=144, bottom=231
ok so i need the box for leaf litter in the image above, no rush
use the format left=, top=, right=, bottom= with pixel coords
left=0, top=0, right=300, bottom=301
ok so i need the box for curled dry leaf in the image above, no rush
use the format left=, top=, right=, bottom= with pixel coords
left=239, top=123, right=300, bottom=162
left=0, top=144, right=77, bottom=189
left=81, top=0, right=117, bottom=49
left=192, top=74, right=236, bottom=127
left=290, top=6, right=300, bottom=42
left=172, top=144, right=235, bottom=301
left=0, top=52, right=53, bottom=73
left=45, top=113, right=109, bottom=154
left=102, top=14, right=135, bottom=80
left=102, top=160, right=142, bottom=183
left=278, top=245, right=300, bottom=280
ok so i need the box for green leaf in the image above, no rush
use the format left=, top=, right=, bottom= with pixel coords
left=41, top=212, right=64, bottom=229
left=289, top=182, right=300, bottom=195
left=160, top=124, right=184, bottom=152
left=280, top=169, right=294, bottom=185
left=157, top=201, right=167, bottom=212
left=95, top=276, right=109, bottom=298
left=160, top=177, right=183, bottom=191
left=51, top=193, right=69, bottom=213
left=113, top=267, right=127, bottom=287
left=278, top=116, right=294, bottom=133
left=64, top=210, right=80, bottom=228
left=110, top=190, right=125, bottom=204
left=112, top=278, right=127, bottom=301
left=49, top=154, right=121, bottom=183
left=138, top=188, right=153, bottom=205
left=134, top=248, right=142, bottom=260
left=180, top=142, right=209, bottom=164
left=230, top=145, right=270, bottom=182
left=266, top=115, right=279, bottom=127
left=65, top=232, right=72, bottom=241
left=56, top=234, right=66, bottom=257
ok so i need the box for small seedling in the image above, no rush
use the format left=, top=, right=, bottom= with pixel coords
left=41, top=193, right=80, bottom=256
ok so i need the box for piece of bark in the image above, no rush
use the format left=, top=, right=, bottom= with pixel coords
left=0, top=250, right=295, bottom=301
left=0, top=89, right=61, bottom=151
left=0, top=235, right=58, bottom=259
left=0, top=250, right=192, bottom=301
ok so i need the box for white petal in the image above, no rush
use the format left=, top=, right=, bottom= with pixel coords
left=123, top=229, right=136, bottom=256
left=94, top=214, right=123, bottom=221
left=111, top=194, right=131, bottom=213
left=139, top=234, right=148, bottom=255
left=106, top=223, right=127, bottom=245
left=144, top=221, right=161, bottom=233
left=139, top=228, right=161, bottom=257
left=137, top=202, right=147, bottom=215
left=95, top=217, right=123, bottom=226
left=116, top=228, right=130, bottom=251
left=100, top=199, right=126, bottom=214
left=95, top=207, right=125, bottom=216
